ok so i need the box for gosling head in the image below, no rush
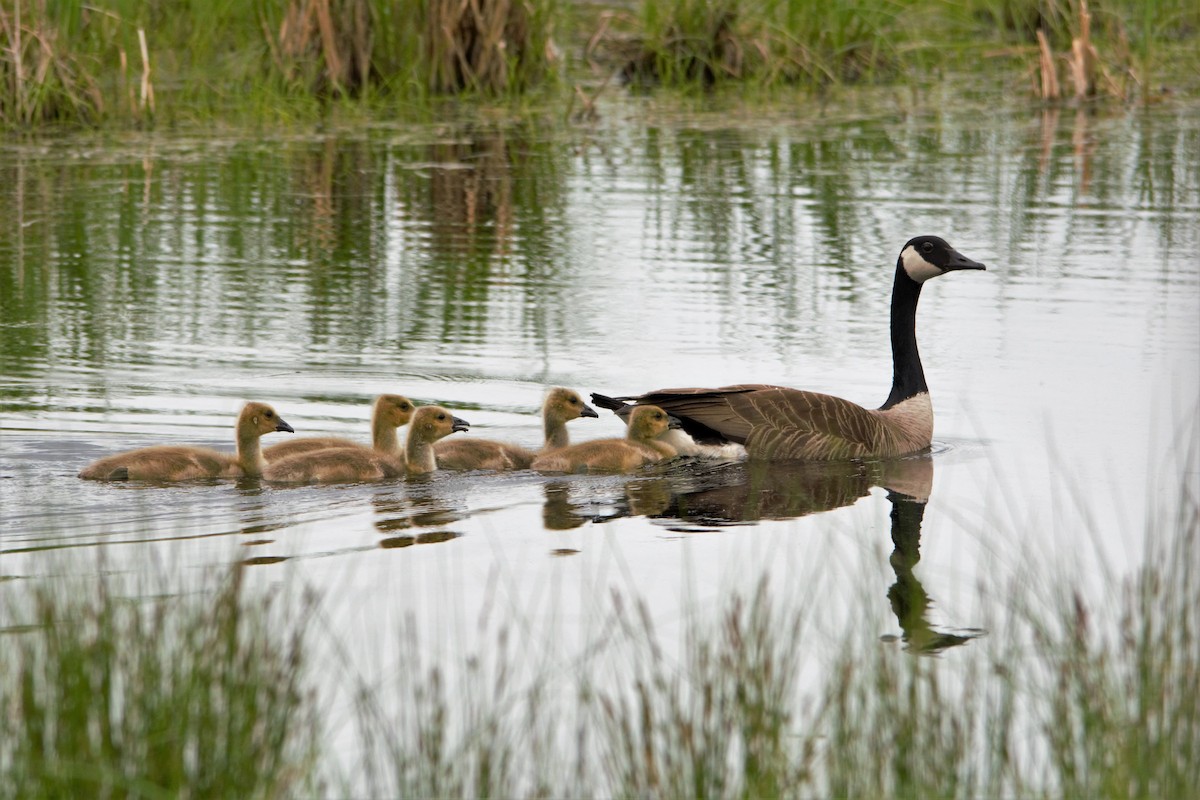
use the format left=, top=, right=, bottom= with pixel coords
left=239, top=401, right=294, bottom=436
left=627, top=405, right=672, bottom=442
left=376, top=394, right=416, bottom=427
left=544, top=387, right=599, bottom=423
left=410, top=405, right=470, bottom=443
left=898, top=236, right=986, bottom=285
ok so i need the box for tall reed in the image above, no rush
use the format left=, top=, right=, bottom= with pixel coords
left=0, top=565, right=320, bottom=798
left=613, top=0, right=901, bottom=87
left=338, top=460, right=1198, bottom=796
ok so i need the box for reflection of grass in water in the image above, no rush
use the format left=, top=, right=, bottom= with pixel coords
left=2, top=479, right=1195, bottom=795
left=348, top=472, right=1198, bottom=795
left=0, top=565, right=320, bottom=797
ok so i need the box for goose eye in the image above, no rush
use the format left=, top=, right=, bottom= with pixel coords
left=921, top=242, right=934, bottom=254
left=437, top=413, right=446, bottom=420
left=265, top=410, right=274, bottom=418
left=569, top=397, right=578, bottom=404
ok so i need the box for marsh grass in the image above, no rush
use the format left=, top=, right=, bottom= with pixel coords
left=596, top=0, right=900, bottom=88
left=3, top=470, right=1195, bottom=796
left=0, top=0, right=104, bottom=125
left=2, top=1, right=1195, bottom=127
left=0, top=564, right=321, bottom=798
left=338, top=456, right=1199, bottom=797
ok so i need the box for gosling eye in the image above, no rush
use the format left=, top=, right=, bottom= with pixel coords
left=921, top=241, right=934, bottom=254
left=569, top=397, right=579, bottom=404
left=265, top=410, right=274, bottom=419
left=437, top=413, right=446, bottom=421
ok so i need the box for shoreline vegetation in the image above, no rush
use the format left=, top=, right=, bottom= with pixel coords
left=1, top=0, right=1197, bottom=129
left=2, top=461, right=1196, bottom=796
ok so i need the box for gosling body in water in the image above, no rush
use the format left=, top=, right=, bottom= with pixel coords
left=263, top=394, right=413, bottom=460
left=593, top=236, right=985, bottom=462
left=434, top=387, right=599, bottom=471
left=78, top=402, right=294, bottom=481
left=531, top=405, right=676, bottom=473
left=266, top=404, right=469, bottom=483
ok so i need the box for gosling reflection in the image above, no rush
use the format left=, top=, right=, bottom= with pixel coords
left=540, top=454, right=983, bottom=652
left=373, top=491, right=466, bottom=534
left=541, top=476, right=675, bottom=531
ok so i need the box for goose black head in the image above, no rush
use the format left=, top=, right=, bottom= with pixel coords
left=898, top=236, right=986, bottom=284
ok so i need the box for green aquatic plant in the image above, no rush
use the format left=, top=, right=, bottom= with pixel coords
left=0, top=482, right=1193, bottom=796
left=0, top=565, right=321, bottom=798
left=608, top=0, right=901, bottom=88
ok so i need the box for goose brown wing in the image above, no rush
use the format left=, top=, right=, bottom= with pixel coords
left=620, top=386, right=764, bottom=445
left=625, top=385, right=887, bottom=460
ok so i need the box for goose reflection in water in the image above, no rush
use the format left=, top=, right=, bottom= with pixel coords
left=542, top=454, right=983, bottom=654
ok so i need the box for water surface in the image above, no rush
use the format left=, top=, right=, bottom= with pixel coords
left=2, top=98, right=1197, bottom=673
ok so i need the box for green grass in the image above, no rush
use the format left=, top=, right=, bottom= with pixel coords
left=3, top=468, right=1196, bottom=796
left=0, top=565, right=321, bottom=798
left=2, top=0, right=1197, bottom=128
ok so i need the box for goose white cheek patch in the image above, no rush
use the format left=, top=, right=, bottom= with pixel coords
left=901, top=246, right=944, bottom=283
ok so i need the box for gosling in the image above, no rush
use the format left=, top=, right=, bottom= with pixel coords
left=406, top=405, right=472, bottom=475
left=263, top=394, right=414, bottom=460
left=530, top=405, right=677, bottom=474
left=263, top=447, right=405, bottom=484
left=434, top=387, right=599, bottom=471
left=78, top=402, right=294, bottom=482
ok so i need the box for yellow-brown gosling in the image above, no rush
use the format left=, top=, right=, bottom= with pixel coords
left=530, top=405, right=676, bottom=474
left=263, top=394, right=414, bottom=460
left=406, top=405, right=471, bottom=475
left=263, top=447, right=405, bottom=484
left=78, top=402, right=294, bottom=482
left=434, top=386, right=599, bottom=471
left=592, top=236, right=986, bottom=461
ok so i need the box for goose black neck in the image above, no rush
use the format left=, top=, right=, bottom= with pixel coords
left=881, top=266, right=927, bottom=410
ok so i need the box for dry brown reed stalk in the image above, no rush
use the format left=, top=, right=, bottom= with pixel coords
left=1036, top=29, right=1060, bottom=100
left=1067, top=0, right=1098, bottom=98
left=272, top=0, right=372, bottom=96
left=0, top=0, right=103, bottom=125
left=426, top=0, right=538, bottom=93
left=137, top=28, right=154, bottom=115
left=1032, top=0, right=1130, bottom=102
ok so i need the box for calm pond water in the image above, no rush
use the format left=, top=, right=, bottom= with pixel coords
left=1, top=95, right=1197, bottom=710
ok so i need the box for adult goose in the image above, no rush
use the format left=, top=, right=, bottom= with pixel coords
left=78, top=402, right=294, bottom=481
left=592, top=236, right=985, bottom=461
left=263, top=394, right=414, bottom=461
left=405, top=405, right=472, bottom=475
left=531, top=405, right=676, bottom=473
left=434, top=387, right=599, bottom=471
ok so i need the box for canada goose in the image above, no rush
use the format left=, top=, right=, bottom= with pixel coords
left=263, top=446, right=405, bottom=484
left=263, top=394, right=414, bottom=460
left=78, top=402, right=294, bottom=481
left=592, top=236, right=985, bottom=461
left=531, top=405, right=676, bottom=473
left=406, top=405, right=471, bottom=475
left=434, top=387, right=599, bottom=471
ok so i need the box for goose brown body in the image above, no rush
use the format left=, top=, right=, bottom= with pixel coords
left=593, top=236, right=985, bottom=462
left=78, top=402, right=294, bottom=481
left=263, top=394, right=413, bottom=460
left=406, top=406, right=471, bottom=475
left=434, top=387, right=598, bottom=471
left=531, top=405, right=676, bottom=473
